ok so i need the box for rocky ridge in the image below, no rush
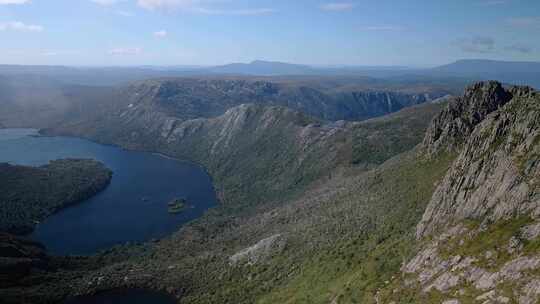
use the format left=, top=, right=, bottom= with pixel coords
left=120, top=78, right=449, bottom=122
left=380, top=82, right=540, bottom=303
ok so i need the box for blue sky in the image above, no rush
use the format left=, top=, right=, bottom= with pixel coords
left=0, top=0, right=539, bottom=66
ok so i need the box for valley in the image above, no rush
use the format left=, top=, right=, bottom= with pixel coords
left=2, top=1, right=540, bottom=303
left=0, top=71, right=538, bottom=304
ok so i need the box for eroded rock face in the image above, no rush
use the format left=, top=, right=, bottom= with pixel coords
left=422, top=81, right=514, bottom=156
left=417, top=83, right=540, bottom=238
left=380, top=82, right=540, bottom=303
left=395, top=223, right=540, bottom=303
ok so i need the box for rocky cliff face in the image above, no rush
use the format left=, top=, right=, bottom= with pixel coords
left=418, top=83, right=539, bottom=237
left=421, top=81, right=514, bottom=156
left=380, top=82, right=540, bottom=303
left=119, top=78, right=447, bottom=122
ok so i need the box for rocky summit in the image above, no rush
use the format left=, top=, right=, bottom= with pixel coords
left=378, top=81, right=540, bottom=303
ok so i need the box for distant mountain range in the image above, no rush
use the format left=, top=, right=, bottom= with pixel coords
left=429, top=59, right=540, bottom=88
left=0, top=59, right=539, bottom=88
left=204, top=59, right=540, bottom=88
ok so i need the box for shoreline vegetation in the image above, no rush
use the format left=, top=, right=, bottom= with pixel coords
left=0, top=159, right=113, bottom=235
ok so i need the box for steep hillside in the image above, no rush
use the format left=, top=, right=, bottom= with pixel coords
left=379, top=82, right=540, bottom=303
left=2, top=87, right=445, bottom=303
left=0, top=159, right=112, bottom=234
left=0, top=76, right=457, bottom=131
left=105, top=78, right=451, bottom=122
left=11, top=104, right=449, bottom=304
left=7, top=80, right=538, bottom=304
left=45, top=94, right=443, bottom=209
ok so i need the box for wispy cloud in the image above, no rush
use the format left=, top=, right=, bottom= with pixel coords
left=40, top=50, right=81, bottom=57
left=506, top=17, right=540, bottom=28
left=137, top=0, right=275, bottom=15
left=108, top=47, right=143, bottom=55
left=505, top=43, right=533, bottom=53
left=137, top=0, right=195, bottom=11
left=0, top=0, right=30, bottom=4
left=477, top=0, right=511, bottom=6
left=0, top=21, right=43, bottom=32
left=116, top=10, right=135, bottom=17
left=320, top=2, right=355, bottom=11
left=153, top=30, right=167, bottom=38
left=91, top=0, right=125, bottom=6
left=455, top=36, right=495, bottom=53
left=194, top=7, right=275, bottom=15
left=360, top=25, right=404, bottom=31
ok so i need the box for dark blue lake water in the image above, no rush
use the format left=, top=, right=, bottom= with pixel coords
left=0, top=128, right=217, bottom=256
left=63, top=289, right=177, bottom=304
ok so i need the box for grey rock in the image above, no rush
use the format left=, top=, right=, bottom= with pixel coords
left=520, top=222, right=540, bottom=240
left=519, top=279, right=540, bottom=304
left=417, top=82, right=540, bottom=238
left=229, top=234, right=285, bottom=266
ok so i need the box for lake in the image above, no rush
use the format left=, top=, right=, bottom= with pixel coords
left=0, top=128, right=217, bottom=255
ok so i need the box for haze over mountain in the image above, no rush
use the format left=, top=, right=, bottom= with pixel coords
left=1, top=0, right=540, bottom=303
left=431, top=59, right=540, bottom=88
left=1, top=59, right=539, bottom=88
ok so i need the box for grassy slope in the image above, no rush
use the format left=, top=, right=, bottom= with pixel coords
left=48, top=103, right=449, bottom=304
left=0, top=101, right=443, bottom=303
left=254, top=152, right=455, bottom=304
left=4, top=88, right=444, bottom=303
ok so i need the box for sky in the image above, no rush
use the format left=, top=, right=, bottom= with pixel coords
left=0, top=0, right=539, bottom=67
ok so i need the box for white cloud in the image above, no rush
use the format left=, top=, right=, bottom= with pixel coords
left=91, top=0, right=124, bottom=6
left=108, top=47, right=143, bottom=55
left=507, top=17, right=540, bottom=28
left=153, top=30, right=167, bottom=37
left=195, top=7, right=275, bottom=15
left=137, top=0, right=198, bottom=11
left=505, top=43, right=533, bottom=53
left=0, top=0, right=30, bottom=4
left=320, top=3, right=355, bottom=11
left=137, top=0, right=275, bottom=15
left=455, top=36, right=495, bottom=53
left=0, top=21, right=43, bottom=32
left=477, top=0, right=511, bottom=6
left=116, top=10, right=135, bottom=17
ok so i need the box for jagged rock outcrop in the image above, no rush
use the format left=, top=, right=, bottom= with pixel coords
left=380, top=82, right=540, bottom=303
left=417, top=83, right=539, bottom=237
left=422, top=81, right=514, bottom=156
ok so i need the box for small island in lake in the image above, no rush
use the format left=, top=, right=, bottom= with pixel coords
left=167, top=198, right=187, bottom=214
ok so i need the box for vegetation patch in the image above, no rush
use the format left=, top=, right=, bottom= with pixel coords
left=0, top=159, right=112, bottom=234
